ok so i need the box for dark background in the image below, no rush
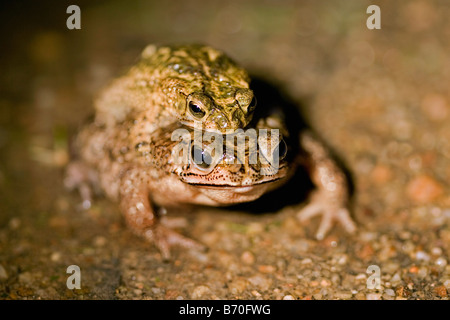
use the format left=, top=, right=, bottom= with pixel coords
left=0, top=0, right=449, bottom=300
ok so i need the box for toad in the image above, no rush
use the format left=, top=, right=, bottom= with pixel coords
left=66, top=45, right=356, bottom=259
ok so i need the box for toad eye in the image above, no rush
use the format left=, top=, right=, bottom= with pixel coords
left=188, top=101, right=206, bottom=119
left=259, top=137, right=288, bottom=164
left=273, top=139, right=287, bottom=160
left=248, top=96, right=257, bottom=113
left=191, top=145, right=212, bottom=170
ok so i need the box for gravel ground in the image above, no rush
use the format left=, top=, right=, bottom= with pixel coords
left=0, top=0, right=449, bottom=300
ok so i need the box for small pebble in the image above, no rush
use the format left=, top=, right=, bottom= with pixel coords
left=156, top=267, right=165, bottom=273
left=435, top=257, right=447, bottom=267
left=418, top=267, right=428, bottom=278
left=258, top=265, right=276, bottom=274
left=409, top=266, right=419, bottom=273
left=434, top=286, right=448, bottom=298
left=240, top=251, right=255, bottom=265
left=378, top=245, right=397, bottom=261
left=357, top=244, right=375, bottom=260
left=337, top=254, right=348, bottom=265
left=366, top=293, right=382, bottom=300
left=406, top=174, right=443, bottom=204
left=50, top=252, right=61, bottom=262
left=355, top=292, right=366, bottom=300
left=94, top=236, right=107, bottom=247
left=359, top=232, right=378, bottom=242
left=310, top=280, right=319, bottom=287
left=398, top=231, right=411, bottom=240
left=191, top=285, right=212, bottom=299
left=164, top=290, right=181, bottom=299
left=334, top=292, right=353, bottom=299
left=323, top=236, right=338, bottom=247
left=248, top=275, right=273, bottom=291
left=247, top=222, right=264, bottom=235
left=443, top=279, right=450, bottom=289
left=385, top=288, right=395, bottom=296
left=151, top=287, right=161, bottom=295
left=391, top=272, right=401, bottom=284
left=251, top=290, right=261, bottom=297
left=18, top=272, right=33, bottom=284
left=292, top=239, right=310, bottom=252
left=382, top=293, right=394, bottom=300
left=355, top=273, right=367, bottom=281
left=320, top=279, right=331, bottom=287
left=0, top=264, right=8, bottom=280
left=200, top=232, right=219, bottom=246
left=331, top=274, right=341, bottom=285
left=313, top=293, right=322, bottom=299
left=283, top=295, right=295, bottom=300
left=383, top=262, right=400, bottom=274
left=228, top=279, right=248, bottom=294
left=136, top=282, right=144, bottom=289
left=421, top=93, right=448, bottom=122
left=408, top=155, right=422, bottom=171
left=396, top=286, right=407, bottom=297
left=370, top=165, right=392, bottom=184
left=415, top=251, right=430, bottom=261
left=402, top=241, right=415, bottom=254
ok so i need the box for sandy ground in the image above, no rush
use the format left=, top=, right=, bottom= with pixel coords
left=0, top=0, right=449, bottom=300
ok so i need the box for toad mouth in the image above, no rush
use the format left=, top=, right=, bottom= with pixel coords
left=186, top=177, right=283, bottom=189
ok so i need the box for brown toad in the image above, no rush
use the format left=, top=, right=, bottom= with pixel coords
left=66, top=45, right=356, bottom=259
left=94, top=44, right=256, bottom=132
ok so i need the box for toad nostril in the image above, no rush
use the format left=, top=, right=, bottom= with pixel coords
left=209, top=109, right=230, bottom=129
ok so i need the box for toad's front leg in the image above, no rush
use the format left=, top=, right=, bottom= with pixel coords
left=296, top=131, right=357, bottom=240
left=119, top=168, right=205, bottom=260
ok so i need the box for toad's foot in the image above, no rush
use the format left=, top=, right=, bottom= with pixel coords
left=297, top=190, right=356, bottom=240
left=64, top=161, right=100, bottom=210
left=297, top=131, right=357, bottom=239
left=120, top=168, right=205, bottom=260
left=143, top=225, right=206, bottom=261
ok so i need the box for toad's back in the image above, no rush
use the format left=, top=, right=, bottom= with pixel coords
left=94, top=44, right=257, bottom=133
